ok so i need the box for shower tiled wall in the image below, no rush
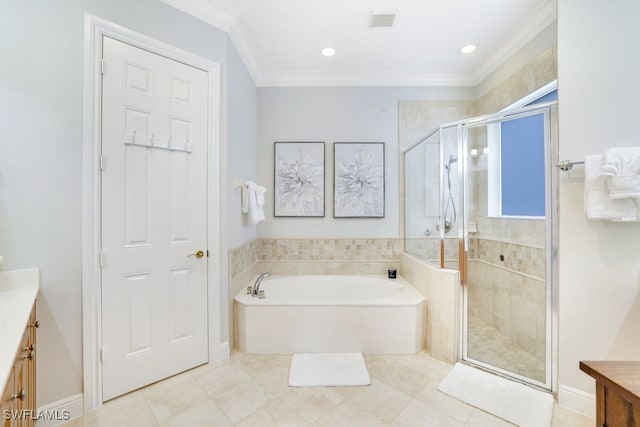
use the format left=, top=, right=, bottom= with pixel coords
left=404, top=237, right=460, bottom=267
left=467, top=239, right=546, bottom=362
left=473, top=47, right=557, bottom=115
left=469, top=237, right=545, bottom=278
left=463, top=46, right=555, bottom=363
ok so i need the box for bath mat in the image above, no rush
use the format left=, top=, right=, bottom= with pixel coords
left=437, top=363, right=553, bottom=427
left=288, top=353, right=371, bottom=387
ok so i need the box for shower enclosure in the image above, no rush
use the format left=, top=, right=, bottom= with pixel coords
left=404, top=125, right=461, bottom=269
left=404, top=101, right=558, bottom=390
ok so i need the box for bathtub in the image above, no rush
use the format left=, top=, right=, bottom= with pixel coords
left=235, top=275, right=426, bottom=354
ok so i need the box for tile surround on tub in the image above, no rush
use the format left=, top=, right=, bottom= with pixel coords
left=254, top=261, right=399, bottom=276
left=229, top=239, right=258, bottom=280
left=258, top=238, right=403, bottom=262
left=229, top=238, right=402, bottom=281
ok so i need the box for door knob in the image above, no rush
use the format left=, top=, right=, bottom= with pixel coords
left=188, top=250, right=205, bottom=259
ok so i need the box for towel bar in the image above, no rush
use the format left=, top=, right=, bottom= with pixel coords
left=555, top=160, right=585, bottom=171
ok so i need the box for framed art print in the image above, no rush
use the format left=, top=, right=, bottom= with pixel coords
left=334, top=142, right=385, bottom=218
left=274, top=142, right=325, bottom=217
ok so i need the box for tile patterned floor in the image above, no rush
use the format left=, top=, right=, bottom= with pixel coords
left=467, top=316, right=546, bottom=383
left=61, top=351, right=593, bottom=427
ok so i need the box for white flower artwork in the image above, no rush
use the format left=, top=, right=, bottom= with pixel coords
left=334, top=142, right=385, bottom=218
left=274, top=142, right=325, bottom=217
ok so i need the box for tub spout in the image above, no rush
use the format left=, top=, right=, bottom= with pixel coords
left=252, top=272, right=271, bottom=296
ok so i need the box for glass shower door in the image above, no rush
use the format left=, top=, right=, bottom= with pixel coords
left=461, top=104, right=556, bottom=390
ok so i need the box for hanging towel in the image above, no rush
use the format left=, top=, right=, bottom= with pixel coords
left=240, top=185, right=249, bottom=213
left=245, top=181, right=266, bottom=224
left=601, top=147, right=640, bottom=176
left=600, top=147, right=640, bottom=199
left=584, top=154, right=638, bottom=221
left=607, top=174, right=640, bottom=200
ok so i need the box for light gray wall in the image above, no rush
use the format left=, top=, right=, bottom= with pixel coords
left=257, top=86, right=474, bottom=238
left=0, top=0, right=257, bottom=408
left=226, top=44, right=258, bottom=249
left=557, top=0, right=640, bottom=412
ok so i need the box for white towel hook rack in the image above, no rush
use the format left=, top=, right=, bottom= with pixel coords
left=233, top=178, right=244, bottom=189
left=124, top=132, right=192, bottom=153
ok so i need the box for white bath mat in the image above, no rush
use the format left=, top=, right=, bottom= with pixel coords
left=437, top=363, right=553, bottom=427
left=288, top=353, right=371, bottom=387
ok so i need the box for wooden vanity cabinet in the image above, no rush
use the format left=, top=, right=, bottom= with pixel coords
left=580, top=360, right=640, bottom=427
left=1, top=303, right=37, bottom=427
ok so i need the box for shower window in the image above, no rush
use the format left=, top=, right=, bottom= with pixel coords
left=487, top=84, right=557, bottom=218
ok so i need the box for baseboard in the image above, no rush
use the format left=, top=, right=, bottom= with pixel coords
left=557, top=384, right=595, bottom=419
left=34, top=393, right=84, bottom=427
left=213, top=341, right=231, bottom=361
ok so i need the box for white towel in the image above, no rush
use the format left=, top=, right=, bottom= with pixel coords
left=245, top=181, right=266, bottom=224
left=607, top=174, right=640, bottom=199
left=601, top=147, right=640, bottom=176
left=584, top=154, right=638, bottom=221
left=240, top=185, right=249, bottom=213
left=600, top=147, right=640, bottom=199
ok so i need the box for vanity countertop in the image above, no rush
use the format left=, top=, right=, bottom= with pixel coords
left=0, top=268, right=39, bottom=393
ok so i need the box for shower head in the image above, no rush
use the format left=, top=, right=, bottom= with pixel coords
left=444, top=154, right=458, bottom=171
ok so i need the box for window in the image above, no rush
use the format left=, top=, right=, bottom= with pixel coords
left=487, top=81, right=557, bottom=218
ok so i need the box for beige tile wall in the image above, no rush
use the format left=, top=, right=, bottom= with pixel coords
left=229, top=238, right=403, bottom=281
left=400, top=252, right=460, bottom=363
left=257, top=238, right=402, bottom=261
left=473, top=46, right=557, bottom=115
left=467, top=236, right=546, bottom=361
left=254, top=238, right=402, bottom=275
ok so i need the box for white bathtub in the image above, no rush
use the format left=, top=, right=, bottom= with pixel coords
left=235, top=275, right=426, bottom=354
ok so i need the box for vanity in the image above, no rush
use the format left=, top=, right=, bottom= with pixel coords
left=0, top=269, right=39, bottom=427
left=580, top=360, right=640, bottom=427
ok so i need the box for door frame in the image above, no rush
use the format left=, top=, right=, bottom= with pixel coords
left=81, top=14, right=226, bottom=412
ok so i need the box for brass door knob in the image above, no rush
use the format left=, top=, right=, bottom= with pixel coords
left=188, top=250, right=205, bottom=259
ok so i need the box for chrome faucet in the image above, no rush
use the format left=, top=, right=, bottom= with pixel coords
left=252, top=272, right=271, bottom=296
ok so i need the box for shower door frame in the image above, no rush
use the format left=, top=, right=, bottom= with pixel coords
left=458, top=102, right=559, bottom=392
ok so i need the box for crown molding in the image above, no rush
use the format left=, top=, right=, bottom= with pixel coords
left=470, top=0, right=557, bottom=85
left=160, top=0, right=263, bottom=82
left=228, top=19, right=264, bottom=84
left=161, top=0, right=555, bottom=88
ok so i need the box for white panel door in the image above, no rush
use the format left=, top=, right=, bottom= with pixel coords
left=101, top=36, right=209, bottom=401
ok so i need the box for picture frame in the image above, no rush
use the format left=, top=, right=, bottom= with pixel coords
left=334, top=142, right=385, bottom=218
left=274, top=142, right=325, bottom=217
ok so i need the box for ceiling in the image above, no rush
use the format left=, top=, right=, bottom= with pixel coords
left=160, top=0, right=557, bottom=87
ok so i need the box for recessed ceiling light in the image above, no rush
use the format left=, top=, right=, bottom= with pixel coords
left=321, top=47, right=336, bottom=57
left=459, top=44, right=477, bottom=54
